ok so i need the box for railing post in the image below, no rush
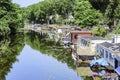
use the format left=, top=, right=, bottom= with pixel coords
left=74, top=43, right=78, bottom=60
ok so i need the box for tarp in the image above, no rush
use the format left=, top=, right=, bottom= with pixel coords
left=90, top=58, right=109, bottom=67
left=115, top=66, right=120, bottom=75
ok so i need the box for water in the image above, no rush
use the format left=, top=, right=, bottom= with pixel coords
left=6, top=45, right=82, bottom=80
left=0, top=32, right=83, bottom=80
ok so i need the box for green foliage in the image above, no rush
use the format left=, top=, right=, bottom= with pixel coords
left=0, top=0, right=24, bottom=36
left=105, top=0, right=120, bottom=24
left=74, top=1, right=102, bottom=28
left=22, top=0, right=120, bottom=30
left=0, top=33, right=24, bottom=80
left=114, top=1, right=120, bottom=19
left=92, top=24, right=106, bottom=37
left=89, top=0, right=109, bottom=13
left=93, top=0, right=120, bottom=26
left=113, top=22, right=120, bottom=34
left=55, top=15, right=64, bottom=24
left=24, top=0, right=75, bottom=24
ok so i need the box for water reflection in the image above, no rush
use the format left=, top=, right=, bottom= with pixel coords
left=25, top=32, right=93, bottom=80
left=6, top=44, right=83, bottom=80
left=0, top=33, right=24, bottom=80
left=0, top=31, right=83, bottom=80
left=25, top=31, right=76, bottom=69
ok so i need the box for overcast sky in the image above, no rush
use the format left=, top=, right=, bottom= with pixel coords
left=12, top=0, right=44, bottom=7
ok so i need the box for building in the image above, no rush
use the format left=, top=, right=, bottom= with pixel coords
left=70, top=31, right=92, bottom=44
left=110, top=34, right=120, bottom=43
left=77, top=36, right=111, bottom=56
left=96, top=42, right=115, bottom=67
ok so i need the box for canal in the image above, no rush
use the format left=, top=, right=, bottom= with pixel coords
left=0, top=31, right=91, bottom=80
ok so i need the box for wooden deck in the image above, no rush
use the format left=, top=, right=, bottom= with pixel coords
left=77, top=45, right=95, bottom=56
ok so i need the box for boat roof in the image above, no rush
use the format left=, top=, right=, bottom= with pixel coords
left=100, top=42, right=115, bottom=48
left=70, top=31, right=92, bottom=33
left=80, top=36, right=106, bottom=40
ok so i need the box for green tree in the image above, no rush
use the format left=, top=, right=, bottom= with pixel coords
left=74, top=1, right=102, bottom=28
left=105, top=0, right=119, bottom=25
left=113, top=22, right=120, bottom=34
left=24, top=0, right=76, bottom=24
left=89, top=0, right=109, bottom=13
left=114, top=1, right=120, bottom=26
left=0, top=0, right=24, bottom=36
left=92, top=24, right=106, bottom=37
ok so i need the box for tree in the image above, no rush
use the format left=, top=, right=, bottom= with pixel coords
left=89, top=0, right=109, bottom=13
left=54, top=0, right=75, bottom=18
left=24, top=0, right=76, bottom=24
left=92, top=24, right=106, bottom=37
left=105, top=0, right=119, bottom=25
left=0, top=0, right=24, bottom=36
left=113, top=22, right=120, bottom=34
left=114, top=1, right=120, bottom=26
left=74, top=1, right=102, bottom=28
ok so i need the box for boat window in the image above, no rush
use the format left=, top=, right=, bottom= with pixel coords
left=100, top=48, right=104, bottom=57
left=109, top=53, right=113, bottom=62
left=105, top=51, right=108, bottom=58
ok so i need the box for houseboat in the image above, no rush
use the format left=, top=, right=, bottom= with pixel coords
left=96, top=42, right=120, bottom=67
left=96, top=42, right=120, bottom=79
left=76, top=36, right=111, bottom=59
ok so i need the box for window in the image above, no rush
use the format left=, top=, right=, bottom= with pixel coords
left=100, top=48, right=104, bottom=57
left=74, top=34, right=78, bottom=39
left=109, top=53, right=113, bottom=61
left=105, top=51, right=108, bottom=58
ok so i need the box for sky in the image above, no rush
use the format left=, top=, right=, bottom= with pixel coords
left=12, top=0, right=44, bottom=7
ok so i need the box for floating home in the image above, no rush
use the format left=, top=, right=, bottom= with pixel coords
left=96, top=34, right=120, bottom=68
left=96, top=42, right=115, bottom=67
left=96, top=42, right=120, bottom=79
left=77, top=36, right=111, bottom=56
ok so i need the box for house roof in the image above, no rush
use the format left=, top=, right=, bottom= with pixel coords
left=100, top=42, right=120, bottom=52
left=100, top=42, right=114, bottom=48
left=110, top=45, right=120, bottom=52
left=80, top=36, right=106, bottom=40
left=70, top=31, right=92, bottom=33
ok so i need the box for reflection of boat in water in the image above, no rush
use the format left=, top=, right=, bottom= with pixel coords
left=91, top=69, right=118, bottom=80
left=92, top=70, right=111, bottom=80
left=72, top=53, right=77, bottom=61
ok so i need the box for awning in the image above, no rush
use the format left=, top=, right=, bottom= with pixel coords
left=90, top=58, right=109, bottom=67
left=115, top=66, right=120, bottom=75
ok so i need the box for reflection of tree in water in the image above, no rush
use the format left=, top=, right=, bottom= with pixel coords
left=0, top=33, right=24, bottom=80
left=25, top=31, right=75, bottom=69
